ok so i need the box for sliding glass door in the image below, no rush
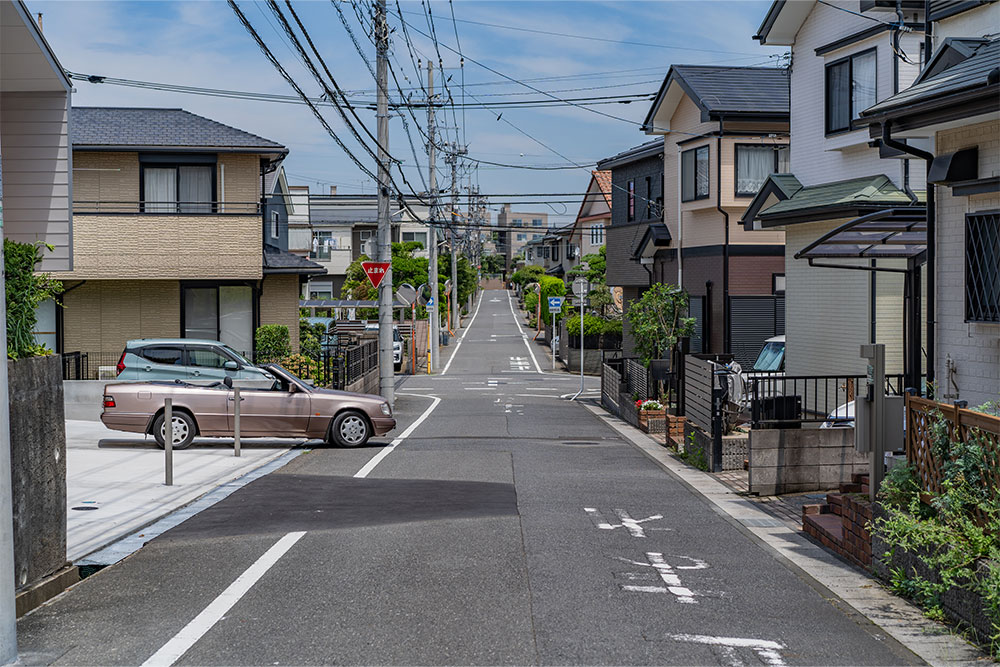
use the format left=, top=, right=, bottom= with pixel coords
left=183, top=284, right=254, bottom=355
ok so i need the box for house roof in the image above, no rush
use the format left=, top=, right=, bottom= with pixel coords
left=263, top=244, right=326, bottom=275
left=642, top=65, right=789, bottom=133
left=753, top=174, right=923, bottom=227
left=593, top=170, right=612, bottom=207
left=596, top=139, right=663, bottom=170
left=72, top=107, right=288, bottom=155
left=631, top=223, right=672, bottom=260
left=860, top=38, right=1000, bottom=118
left=1, top=0, right=72, bottom=93
left=754, top=0, right=816, bottom=46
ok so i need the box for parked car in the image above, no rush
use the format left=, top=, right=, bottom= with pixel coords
left=101, top=364, right=395, bottom=449
left=115, top=339, right=273, bottom=384
left=751, top=335, right=785, bottom=372
left=364, top=323, right=402, bottom=371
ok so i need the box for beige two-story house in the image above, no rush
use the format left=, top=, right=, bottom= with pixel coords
left=61, top=107, right=309, bottom=364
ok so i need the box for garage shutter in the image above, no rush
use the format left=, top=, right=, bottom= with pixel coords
left=729, top=296, right=784, bottom=369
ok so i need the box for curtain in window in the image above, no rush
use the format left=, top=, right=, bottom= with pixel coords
left=826, top=60, right=850, bottom=132
left=184, top=287, right=218, bottom=340
left=179, top=166, right=212, bottom=213
left=852, top=51, right=877, bottom=118
left=695, top=147, right=710, bottom=198
left=144, top=167, right=176, bottom=213
left=737, top=146, right=776, bottom=195
left=777, top=146, right=790, bottom=173
left=219, top=286, right=253, bottom=355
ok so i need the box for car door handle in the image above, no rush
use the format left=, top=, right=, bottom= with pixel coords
left=192, top=370, right=201, bottom=376
left=143, top=365, right=152, bottom=371
left=228, top=397, right=245, bottom=401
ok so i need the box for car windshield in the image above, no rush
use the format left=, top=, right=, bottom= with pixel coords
left=753, top=342, right=785, bottom=372
left=221, top=345, right=254, bottom=367
left=365, top=325, right=402, bottom=342
left=267, top=365, right=312, bottom=392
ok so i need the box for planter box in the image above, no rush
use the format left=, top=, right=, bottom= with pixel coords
left=667, top=415, right=686, bottom=438
left=639, top=409, right=665, bottom=433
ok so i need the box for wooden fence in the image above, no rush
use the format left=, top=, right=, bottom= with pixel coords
left=905, top=394, right=1000, bottom=496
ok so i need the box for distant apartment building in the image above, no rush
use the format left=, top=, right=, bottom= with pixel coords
left=496, top=203, right=549, bottom=272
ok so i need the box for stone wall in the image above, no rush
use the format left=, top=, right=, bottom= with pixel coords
left=9, top=355, right=67, bottom=590
left=681, top=422, right=747, bottom=472
left=748, top=427, right=868, bottom=495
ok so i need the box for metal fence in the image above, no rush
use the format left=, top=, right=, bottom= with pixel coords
left=747, top=373, right=911, bottom=428
left=599, top=356, right=651, bottom=429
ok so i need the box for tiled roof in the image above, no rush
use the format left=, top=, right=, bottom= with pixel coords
left=671, top=65, right=790, bottom=115
left=72, top=107, right=287, bottom=152
left=861, top=38, right=999, bottom=116
left=593, top=170, right=612, bottom=207
left=758, top=175, right=921, bottom=219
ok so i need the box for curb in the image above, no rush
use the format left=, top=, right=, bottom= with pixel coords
left=582, top=402, right=988, bottom=667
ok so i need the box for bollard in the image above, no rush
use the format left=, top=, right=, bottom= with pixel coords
left=233, top=386, right=241, bottom=457
left=164, top=397, right=173, bottom=486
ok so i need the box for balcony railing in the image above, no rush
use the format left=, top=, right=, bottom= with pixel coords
left=73, top=200, right=262, bottom=215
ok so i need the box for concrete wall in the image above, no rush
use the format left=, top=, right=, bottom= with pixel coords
left=934, top=119, right=1000, bottom=407
left=748, top=427, right=868, bottom=495
left=62, top=280, right=181, bottom=357
left=9, top=355, right=67, bottom=590
left=0, top=91, right=73, bottom=271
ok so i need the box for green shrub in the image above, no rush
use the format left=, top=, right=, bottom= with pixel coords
left=523, top=290, right=539, bottom=316
left=538, top=276, right=566, bottom=324
left=299, top=319, right=326, bottom=359
left=566, top=313, right=622, bottom=337
left=510, top=265, right=544, bottom=286
left=255, top=324, right=291, bottom=363
left=5, top=240, right=63, bottom=359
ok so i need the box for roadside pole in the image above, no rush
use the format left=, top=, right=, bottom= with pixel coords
left=0, top=214, right=19, bottom=664
left=164, top=398, right=173, bottom=486
left=426, top=60, right=439, bottom=372
left=570, top=279, right=588, bottom=400
left=411, top=303, right=416, bottom=374
left=552, top=310, right=556, bottom=371
left=233, top=387, right=241, bottom=457
left=374, top=0, right=394, bottom=406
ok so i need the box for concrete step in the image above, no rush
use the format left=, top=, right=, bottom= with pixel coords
left=803, top=512, right=844, bottom=544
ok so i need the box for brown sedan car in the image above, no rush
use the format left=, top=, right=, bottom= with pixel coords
left=101, top=364, right=395, bottom=449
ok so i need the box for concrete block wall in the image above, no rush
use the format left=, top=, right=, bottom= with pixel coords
left=8, top=356, right=68, bottom=591
left=748, top=427, right=868, bottom=495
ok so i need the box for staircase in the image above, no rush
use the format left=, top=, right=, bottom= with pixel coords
left=802, top=473, right=873, bottom=569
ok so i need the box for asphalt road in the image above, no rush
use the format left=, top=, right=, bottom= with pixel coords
left=17, top=290, right=922, bottom=666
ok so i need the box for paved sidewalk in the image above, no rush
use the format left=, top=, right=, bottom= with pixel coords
left=66, top=420, right=311, bottom=562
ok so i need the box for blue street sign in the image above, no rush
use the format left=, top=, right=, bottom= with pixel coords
left=548, top=296, right=564, bottom=313
left=426, top=296, right=436, bottom=309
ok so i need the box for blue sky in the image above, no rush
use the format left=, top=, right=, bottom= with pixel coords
left=32, top=0, right=785, bottom=225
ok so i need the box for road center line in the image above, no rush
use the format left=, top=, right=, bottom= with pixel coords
left=141, top=531, right=307, bottom=667
left=440, top=291, right=484, bottom=375
left=506, top=291, right=544, bottom=374
left=354, top=392, right=441, bottom=478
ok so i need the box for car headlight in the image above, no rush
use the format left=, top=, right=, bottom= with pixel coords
left=380, top=402, right=392, bottom=416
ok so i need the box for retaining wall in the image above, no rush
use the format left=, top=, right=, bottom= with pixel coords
left=749, top=427, right=868, bottom=495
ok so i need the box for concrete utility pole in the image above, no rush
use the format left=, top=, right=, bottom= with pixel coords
left=427, top=61, right=439, bottom=372
left=375, top=0, right=394, bottom=405
left=0, top=219, right=18, bottom=664
left=446, top=145, right=466, bottom=332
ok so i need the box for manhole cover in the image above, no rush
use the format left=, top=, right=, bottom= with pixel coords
left=562, top=441, right=603, bottom=446
left=71, top=506, right=99, bottom=511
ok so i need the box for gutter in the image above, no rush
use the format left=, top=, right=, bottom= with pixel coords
left=716, top=123, right=730, bottom=355
left=881, top=120, right=935, bottom=391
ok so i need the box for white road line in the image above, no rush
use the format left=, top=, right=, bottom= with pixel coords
left=141, top=531, right=307, bottom=667
left=667, top=634, right=787, bottom=666
left=440, top=291, right=484, bottom=375
left=354, top=392, right=441, bottom=478
left=506, top=291, right=544, bottom=374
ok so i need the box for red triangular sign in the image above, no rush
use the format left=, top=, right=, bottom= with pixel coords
left=361, top=261, right=391, bottom=289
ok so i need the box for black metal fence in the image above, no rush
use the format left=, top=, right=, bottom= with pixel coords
left=600, top=355, right=652, bottom=430
left=748, top=373, right=911, bottom=428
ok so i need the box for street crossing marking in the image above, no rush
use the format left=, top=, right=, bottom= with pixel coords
left=666, top=634, right=787, bottom=666
left=141, top=531, right=306, bottom=667
left=613, top=552, right=706, bottom=604
left=584, top=508, right=671, bottom=538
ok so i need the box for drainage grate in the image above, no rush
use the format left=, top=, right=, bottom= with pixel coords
left=71, top=506, right=99, bottom=511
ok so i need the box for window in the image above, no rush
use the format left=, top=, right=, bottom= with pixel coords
left=590, top=223, right=605, bottom=245
left=142, top=164, right=214, bottom=213
left=645, top=176, right=653, bottom=219
left=516, top=233, right=527, bottom=241
left=772, top=273, right=786, bottom=294
left=552, top=245, right=560, bottom=262
left=513, top=218, right=523, bottom=226
left=627, top=180, right=635, bottom=221
left=533, top=234, right=543, bottom=240
left=402, top=231, right=427, bottom=248
left=187, top=347, right=231, bottom=368
left=270, top=211, right=279, bottom=239
left=141, top=346, right=184, bottom=365
left=358, top=229, right=375, bottom=257
left=183, top=285, right=254, bottom=354
left=681, top=146, right=710, bottom=202
left=311, top=231, right=333, bottom=259
left=825, top=48, right=876, bottom=134
left=541, top=246, right=550, bottom=259
left=736, top=144, right=790, bottom=196
left=965, top=211, right=999, bottom=323
left=532, top=218, right=543, bottom=227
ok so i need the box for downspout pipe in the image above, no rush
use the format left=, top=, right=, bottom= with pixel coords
left=716, top=123, right=730, bottom=355
left=881, top=120, right=935, bottom=391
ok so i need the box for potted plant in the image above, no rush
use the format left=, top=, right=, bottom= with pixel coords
left=635, top=399, right=665, bottom=431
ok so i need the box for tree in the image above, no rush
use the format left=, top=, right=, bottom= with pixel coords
left=481, top=254, right=505, bottom=275
left=5, top=240, right=63, bottom=359
left=625, top=283, right=695, bottom=365
left=510, top=265, right=544, bottom=287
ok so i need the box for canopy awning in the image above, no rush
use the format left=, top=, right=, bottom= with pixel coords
left=794, top=208, right=927, bottom=270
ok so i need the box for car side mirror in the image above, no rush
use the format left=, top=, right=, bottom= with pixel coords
left=224, top=360, right=239, bottom=370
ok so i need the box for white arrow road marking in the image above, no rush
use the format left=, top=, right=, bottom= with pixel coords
left=613, top=552, right=702, bottom=604
left=667, top=634, right=787, bottom=667
left=142, top=531, right=306, bottom=667
left=507, top=291, right=544, bottom=373
left=584, top=508, right=670, bottom=537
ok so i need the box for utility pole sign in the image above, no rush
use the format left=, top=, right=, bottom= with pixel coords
left=361, top=261, right=391, bottom=290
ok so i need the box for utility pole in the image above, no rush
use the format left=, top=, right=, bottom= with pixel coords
left=0, top=222, right=17, bottom=665
left=445, top=144, right=466, bottom=331
left=426, top=60, right=439, bottom=372
left=375, top=0, right=393, bottom=405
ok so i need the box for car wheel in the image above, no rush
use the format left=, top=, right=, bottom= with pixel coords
left=152, top=411, right=196, bottom=450
left=330, top=411, right=371, bottom=448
